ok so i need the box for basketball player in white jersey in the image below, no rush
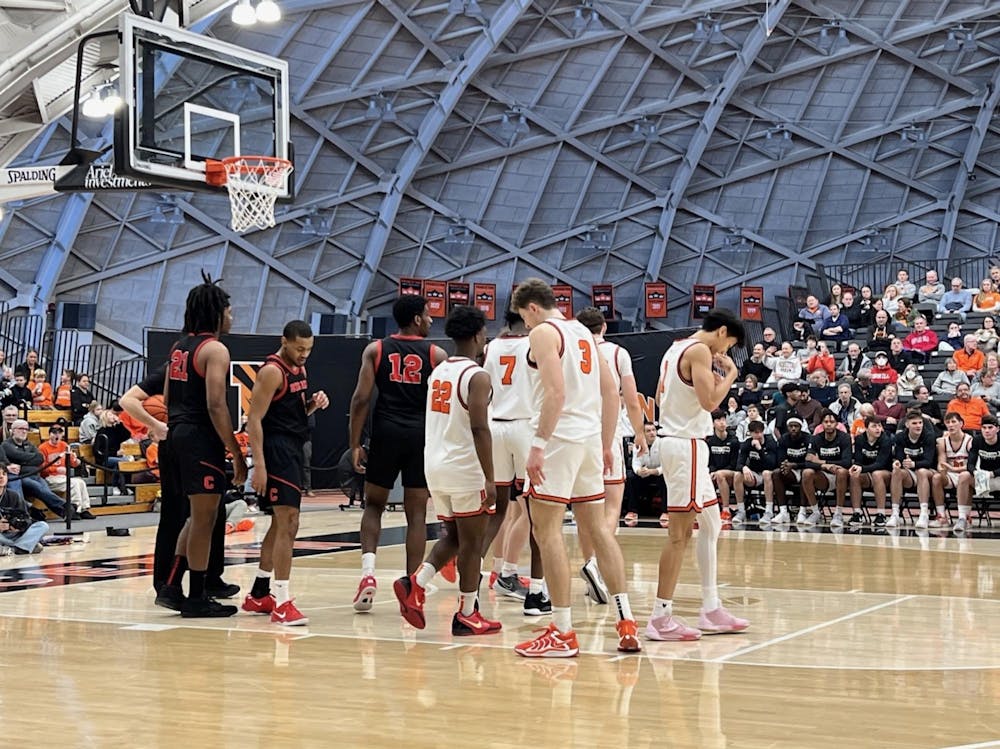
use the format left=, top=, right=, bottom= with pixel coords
left=481, top=310, right=550, bottom=615
left=393, top=306, right=502, bottom=636
left=648, top=309, right=750, bottom=642
left=931, top=411, right=973, bottom=530
left=575, top=307, right=646, bottom=604
left=511, top=278, right=640, bottom=657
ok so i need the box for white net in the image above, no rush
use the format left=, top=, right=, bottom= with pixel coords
left=222, top=156, right=293, bottom=233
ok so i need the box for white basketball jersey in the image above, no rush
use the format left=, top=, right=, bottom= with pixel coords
left=944, top=433, right=972, bottom=472
left=424, top=357, right=489, bottom=493
left=597, top=338, right=635, bottom=437
left=658, top=338, right=712, bottom=439
left=483, top=334, right=532, bottom=421
left=527, top=318, right=602, bottom=443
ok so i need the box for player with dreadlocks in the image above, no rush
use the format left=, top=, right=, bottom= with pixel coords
left=156, top=272, right=248, bottom=617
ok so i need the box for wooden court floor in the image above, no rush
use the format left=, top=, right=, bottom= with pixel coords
left=1, top=510, right=998, bottom=749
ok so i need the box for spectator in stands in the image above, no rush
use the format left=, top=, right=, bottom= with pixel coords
left=736, top=403, right=764, bottom=442
left=918, top=269, right=945, bottom=305
left=0, top=462, right=48, bottom=556
left=851, top=402, right=876, bottom=438
left=893, top=269, right=916, bottom=300
left=911, top=385, right=943, bottom=431
left=70, top=373, right=94, bottom=424
left=938, top=278, right=972, bottom=320
left=932, top=412, right=973, bottom=530
left=807, top=370, right=837, bottom=407
left=797, top=335, right=819, bottom=362
left=724, top=396, right=746, bottom=435
left=818, top=304, right=851, bottom=343
left=870, top=351, right=899, bottom=394
left=990, top=266, right=1000, bottom=287
left=93, top=409, right=132, bottom=494
left=795, top=383, right=824, bottom=430
left=973, top=279, right=1000, bottom=313
left=706, top=411, right=739, bottom=518
left=1, top=419, right=70, bottom=517
left=932, top=357, right=970, bottom=396
left=856, top=285, right=876, bottom=328
left=896, top=364, right=925, bottom=400
left=873, top=383, right=906, bottom=428
left=737, top=373, right=762, bottom=408
left=806, top=341, right=836, bottom=380
left=1, top=406, right=17, bottom=442
left=8, top=374, right=32, bottom=410
left=889, top=409, right=937, bottom=528
left=766, top=341, right=802, bottom=386
left=0, top=366, right=13, bottom=406
left=826, top=283, right=843, bottom=308
left=974, top=316, right=998, bottom=352
left=38, top=424, right=95, bottom=519
left=733, top=420, right=777, bottom=524
left=840, top=290, right=864, bottom=330
left=947, top=382, right=990, bottom=432
left=740, top=343, right=773, bottom=382
left=830, top=382, right=862, bottom=427
left=764, top=417, right=810, bottom=524
left=847, top=416, right=893, bottom=528
left=797, top=295, right=830, bottom=335
left=893, top=298, right=916, bottom=329
left=757, top=394, right=775, bottom=430
left=966, top=414, right=1000, bottom=535
left=13, top=349, right=40, bottom=381
left=801, top=409, right=852, bottom=524
left=78, top=401, right=102, bottom=444
left=901, top=316, right=938, bottom=364
left=887, top=338, right=908, bottom=373
left=971, top=370, right=1000, bottom=408
left=953, top=335, right=985, bottom=376
left=30, top=369, right=53, bottom=409
left=881, top=284, right=901, bottom=316
left=938, top=321, right=964, bottom=353
left=772, top=381, right=803, bottom=436
left=54, top=369, right=73, bottom=410
left=852, top=371, right=876, bottom=404
left=839, top=342, right=871, bottom=379
left=761, top=327, right=780, bottom=355
left=980, top=352, right=1000, bottom=383
left=867, top=309, right=898, bottom=353
left=625, top=423, right=665, bottom=522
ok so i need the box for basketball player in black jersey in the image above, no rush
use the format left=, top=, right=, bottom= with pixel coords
left=157, top=274, right=247, bottom=618
left=241, top=320, right=329, bottom=626
left=349, top=295, right=447, bottom=611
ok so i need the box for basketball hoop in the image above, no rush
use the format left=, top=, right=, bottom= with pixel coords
left=206, top=156, right=292, bottom=233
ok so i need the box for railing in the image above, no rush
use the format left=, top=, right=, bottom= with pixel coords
left=2, top=313, right=44, bottom=366
left=944, top=256, right=1000, bottom=286
left=42, top=328, right=80, bottom=382
left=819, top=259, right=935, bottom=296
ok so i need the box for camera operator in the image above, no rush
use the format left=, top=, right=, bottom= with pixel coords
left=0, top=461, right=49, bottom=555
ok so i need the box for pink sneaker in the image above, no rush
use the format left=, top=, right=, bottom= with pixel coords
left=698, top=606, right=750, bottom=634
left=645, top=615, right=701, bottom=641
left=353, top=575, right=377, bottom=612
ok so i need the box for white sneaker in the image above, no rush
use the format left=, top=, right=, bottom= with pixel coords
left=886, top=513, right=900, bottom=528
left=804, top=510, right=823, bottom=526
left=929, top=514, right=951, bottom=529
left=915, top=509, right=930, bottom=529
left=760, top=509, right=774, bottom=525
left=953, top=517, right=969, bottom=534
left=733, top=508, right=746, bottom=524
left=0, top=546, right=12, bottom=556
left=830, top=511, right=844, bottom=528
left=795, top=508, right=807, bottom=524
left=773, top=508, right=790, bottom=524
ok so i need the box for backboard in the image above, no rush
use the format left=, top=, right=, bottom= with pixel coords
left=114, top=14, right=292, bottom=198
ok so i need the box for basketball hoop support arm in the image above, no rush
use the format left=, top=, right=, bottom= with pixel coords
left=68, top=30, right=120, bottom=162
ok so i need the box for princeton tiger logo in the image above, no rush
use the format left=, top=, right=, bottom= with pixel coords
left=230, top=361, right=264, bottom=422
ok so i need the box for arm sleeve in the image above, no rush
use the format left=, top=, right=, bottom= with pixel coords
left=736, top=441, right=750, bottom=471
left=726, top=438, right=739, bottom=470
left=833, top=434, right=854, bottom=467
left=969, top=439, right=980, bottom=475
left=763, top=437, right=778, bottom=470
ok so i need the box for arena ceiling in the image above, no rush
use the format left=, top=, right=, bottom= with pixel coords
left=0, top=0, right=999, bottom=352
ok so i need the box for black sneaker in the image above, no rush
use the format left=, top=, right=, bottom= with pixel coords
left=495, top=574, right=528, bottom=601
left=523, top=591, right=552, bottom=616
left=180, top=597, right=238, bottom=618
left=206, top=580, right=241, bottom=599
left=79, top=510, right=97, bottom=520
left=848, top=512, right=865, bottom=527
left=155, top=584, right=186, bottom=612
left=873, top=513, right=887, bottom=527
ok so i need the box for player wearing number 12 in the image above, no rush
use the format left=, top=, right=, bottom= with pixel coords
left=349, top=295, right=447, bottom=612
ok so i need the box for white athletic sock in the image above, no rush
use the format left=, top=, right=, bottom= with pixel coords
left=415, top=562, right=436, bottom=588
left=765, top=501, right=773, bottom=513
left=920, top=502, right=929, bottom=512
left=501, top=562, right=518, bottom=577
left=553, top=606, right=572, bottom=633
left=529, top=578, right=544, bottom=595
left=809, top=505, right=819, bottom=513
left=697, top=504, right=722, bottom=612
left=493, top=557, right=504, bottom=573
left=459, top=591, right=477, bottom=616
left=612, top=593, right=633, bottom=622
left=273, top=580, right=290, bottom=606
left=652, top=598, right=672, bottom=619
left=958, top=505, right=970, bottom=520
left=361, top=552, right=376, bottom=577
left=256, top=567, right=271, bottom=580
left=891, top=503, right=900, bottom=515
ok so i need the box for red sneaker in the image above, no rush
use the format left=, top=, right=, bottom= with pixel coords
left=720, top=509, right=731, bottom=521
left=616, top=618, right=642, bottom=653
left=488, top=571, right=499, bottom=590
left=241, top=593, right=276, bottom=614
left=353, top=575, right=377, bottom=612
left=271, top=599, right=309, bottom=626
left=440, top=557, right=457, bottom=583
left=514, top=623, right=580, bottom=658
left=235, top=518, right=255, bottom=532
left=392, top=574, right=426, bottom=629
left=452, top=610, right=502, bottom=636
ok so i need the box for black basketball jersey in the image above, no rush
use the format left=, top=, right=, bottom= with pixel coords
left=261, top=354, right=308, bottom=441
left=372, top=335, right=439, bottom=431
left=166, top=333, right=217, bottom=427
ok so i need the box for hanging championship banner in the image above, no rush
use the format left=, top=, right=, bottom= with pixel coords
left=740, top=286, right=764, bottom=321
left=692, top=284, right=716, bottom=319
left=552, top=284, right=574, bottom=318
left=447, top=281, right=470, bottom=312
left=423, top=280, right=447, bottom=317
left=592, top=284, right=614, bottom=320
left=645, top=282, right=667, bottom=319
left=399, top=277, right=423, bottom=297
left=473, top=282, right=496, bottom=320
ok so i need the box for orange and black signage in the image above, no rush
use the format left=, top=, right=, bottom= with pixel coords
left=645, top=282, right=667, bottom=319
left=592, top=284, right=614, bottom=320
left=447, top=281, right=471, bottom=312
left=423, top=280, right=447, bottom=317
left=741, top=286, right=764, bottom=321
left=552, top=284, right=574, bottom=318
left=399, top=277, right=423, bottom=296
left=692, top=284, right=716, bottom=320
left=473, top=282, right=496, bottom=320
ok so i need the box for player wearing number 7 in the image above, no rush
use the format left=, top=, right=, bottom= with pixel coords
left=241, top=320, right=329, bottom=626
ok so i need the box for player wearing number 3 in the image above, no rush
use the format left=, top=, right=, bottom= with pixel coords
left=511, top=279, right=641, bottom=657
left=348, top=295, right=447, bottom=612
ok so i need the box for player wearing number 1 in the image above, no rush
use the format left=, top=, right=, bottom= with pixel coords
left=349, top=296, right=447, bottom=612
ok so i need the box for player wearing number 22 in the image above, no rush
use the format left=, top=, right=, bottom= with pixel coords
left=349, top=295, right=447, bottom=612
left=393, top=305, right=501, bottom=636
